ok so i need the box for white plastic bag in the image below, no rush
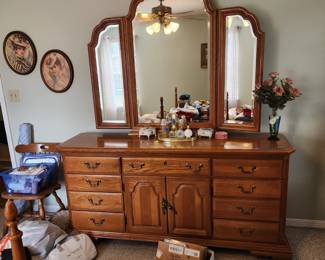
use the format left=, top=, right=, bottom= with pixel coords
left=6, top=220, right=67, bottom=258
left=47, top=234, right=97, bottom=260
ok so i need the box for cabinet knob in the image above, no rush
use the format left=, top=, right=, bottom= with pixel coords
left=237, top=185, right=256, bottom=194
left=161, top=198, right=168, bottom=215
left=90, top=218, right=105, bottom=226
left=238, top=166, right=257, bottom=175
left=128, top=162, right=145, bottom=170
left=88, top=198, right=103, bottom=206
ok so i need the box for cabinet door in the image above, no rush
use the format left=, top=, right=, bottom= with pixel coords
left=167, top=177, right=211, bottom=237
left=124, top=176, right=167, bottom=234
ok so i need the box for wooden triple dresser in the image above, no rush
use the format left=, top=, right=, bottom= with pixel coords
left=58, top=132, right=295, bottom=259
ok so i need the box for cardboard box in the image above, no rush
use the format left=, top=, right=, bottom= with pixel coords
left=155, top=239, right=214, bottom=260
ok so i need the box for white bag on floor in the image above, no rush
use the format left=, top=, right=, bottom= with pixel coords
left=47, top=234, right=97, bottom=260
left=5, top=220, right=67, bottom=258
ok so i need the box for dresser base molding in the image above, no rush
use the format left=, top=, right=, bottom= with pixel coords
left=81, top=230, right=292, bottom=259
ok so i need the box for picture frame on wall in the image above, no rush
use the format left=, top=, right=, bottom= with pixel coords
left=40, top=49, right=74, bottom=93
left=3, top=31, right=37, bottom=75
left=201, top=43, right=208, bottom=69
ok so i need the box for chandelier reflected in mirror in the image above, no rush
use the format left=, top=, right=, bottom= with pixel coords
left=138, top=0, right=180, bottom=35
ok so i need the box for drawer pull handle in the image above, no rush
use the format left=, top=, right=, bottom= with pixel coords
left=236, top=206, right=255, bottom=216
left=128, top=162, right=145, bottom=170
left=237, top=185, right=256, bottom=194
left=239, top=228, right=255, bottom=237
left=90, top=218, right=105, bottom=226
left=238, top=166, right=257, bottom=175
left=185, top=163, right=204, bottom=173
left=84, top=161, right=101, bottom=169
left=88, top=198, right=103, bottom=206
left=84, top=179, right=102, bottom=187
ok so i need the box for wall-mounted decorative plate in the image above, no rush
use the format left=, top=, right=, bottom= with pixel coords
left=40, top=49, right=74, bottom=93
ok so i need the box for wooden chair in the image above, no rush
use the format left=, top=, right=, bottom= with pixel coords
left=1, top=143, right=66, bottom=220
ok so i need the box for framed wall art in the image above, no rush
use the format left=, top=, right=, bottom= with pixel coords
left=3, top=31, right=37, bottom=75
left=40, top=49, right=74, bottom=93
left=201, top=43, right=208, bottom=69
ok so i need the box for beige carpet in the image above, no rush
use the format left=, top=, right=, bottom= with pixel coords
left=96, top=228, right=325, bottom=260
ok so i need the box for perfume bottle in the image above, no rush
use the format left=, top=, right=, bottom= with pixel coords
left=160, top=119, right=169, bottom=138
left=184, top=125, right=193, bottom=139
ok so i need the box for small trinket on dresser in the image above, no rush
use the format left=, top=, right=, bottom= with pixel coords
left=184, top=125, right=193, bottom=139
left=215, top=131, right=228, bottom=140
left=198, top=128, right=214, bottom=139
left=139, top=127, right=156, bottom=140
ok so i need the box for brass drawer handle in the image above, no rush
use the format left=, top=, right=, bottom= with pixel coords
left=239, top=228, right=255, bottom=237
left=236, top=206, right=256, bottom=216
left=88, top=198, right=103, bottom=206
left=185, top=162, right=204, bottom=173
left=237, top=185, right=256, bottom=194
left=90, top=218, right=105, bottom=226
left=238, top=166, right=257, bottom=175
left=84, top=161, right=101, bottom=169
left=84, top=179, right=102, bottom=187
left=128, top=162, right=145, bottom=170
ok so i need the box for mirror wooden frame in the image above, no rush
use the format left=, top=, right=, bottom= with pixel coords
left=88, top=18, right=132, bottom=129
left=216, top=7, right=265, bottom=132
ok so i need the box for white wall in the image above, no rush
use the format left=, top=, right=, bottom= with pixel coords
left=0, top=0, right=324, bottom=219
left=134, top=18, right=209, bottom=114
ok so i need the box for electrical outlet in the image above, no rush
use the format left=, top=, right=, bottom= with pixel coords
left=8, top=89, right=20, bottom=103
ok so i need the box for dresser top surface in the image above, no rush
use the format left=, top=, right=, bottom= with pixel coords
left=58, top=132, right=295, bottom=155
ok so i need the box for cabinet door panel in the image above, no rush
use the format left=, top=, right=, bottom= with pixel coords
left=167, top=177, right=211, bottom=237
left=124, top=176, right=167, bottom=234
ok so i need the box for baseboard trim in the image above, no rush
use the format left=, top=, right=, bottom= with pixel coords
left=286, top=218, right=325, bottom=229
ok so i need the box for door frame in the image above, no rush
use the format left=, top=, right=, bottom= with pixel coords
left=0, top=75, right=17, bottom=167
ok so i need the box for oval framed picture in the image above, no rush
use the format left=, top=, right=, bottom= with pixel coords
left=40, top=49, right=74, bottom=93
left=3, top=31, right=37, bottom=75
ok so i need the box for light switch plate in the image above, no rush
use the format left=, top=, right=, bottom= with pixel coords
left=8, top=89, right=20, bottom=102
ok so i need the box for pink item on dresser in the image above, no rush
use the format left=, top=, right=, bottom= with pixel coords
left=215, top=131, right=228, bottom=140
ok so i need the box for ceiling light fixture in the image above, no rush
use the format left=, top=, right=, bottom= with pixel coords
left=145, top=0, right=180, bottom=35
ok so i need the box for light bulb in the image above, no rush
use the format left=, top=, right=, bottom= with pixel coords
left=146, top=24, right=154, bottom=35
left=164, top=23, right=173, bottom=35
left=170, top=22, right=180, bottom=33
left=153, top=22, right=161, bottom=33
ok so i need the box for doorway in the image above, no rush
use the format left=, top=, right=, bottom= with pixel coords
left=0, top=107, right=11, bottom=171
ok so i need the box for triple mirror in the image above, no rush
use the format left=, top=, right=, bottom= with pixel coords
left=88, top=1, right=264, bottom=131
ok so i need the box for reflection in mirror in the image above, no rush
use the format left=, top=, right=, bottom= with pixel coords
left=95, top=25, right=126, bottom=123
left=224, top=15, right=257, bottom=125
left=133, top=0, right=211, bottom=124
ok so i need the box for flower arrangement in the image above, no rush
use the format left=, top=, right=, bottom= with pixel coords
left=254, top=72, right=302, bottom=140
left=254, top=72, right=301, bottom=112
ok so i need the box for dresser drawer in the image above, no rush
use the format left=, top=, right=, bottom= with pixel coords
left=213, top=179, right=281, bottom=199
left=71, top=211, right=125, bottom=232
left=213, top=159, right=282, bottom=179
left=122, top=158, right=210, bottom=176
left=213, top=219, right=279, bottom=243
left=65, top=174, right=122, bottom=192
left=213, top=198, right=280, bottom=222
left=69, top=192, right=123, bottom=212
left=63, top=156, right=120, bottom=174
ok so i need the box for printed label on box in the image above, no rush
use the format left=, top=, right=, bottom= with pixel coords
left=168, top=244, right=184, bottom=255
left=184, top=248, right=200, bottom=258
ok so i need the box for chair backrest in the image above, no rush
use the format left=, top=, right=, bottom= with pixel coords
left=15, top=143, right=58, bottom=154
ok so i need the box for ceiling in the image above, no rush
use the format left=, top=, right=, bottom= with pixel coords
left=136, top=0, right=206, bottom=14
